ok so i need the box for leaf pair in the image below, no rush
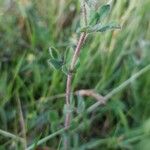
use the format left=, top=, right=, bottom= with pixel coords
left=48, top=47, right=64, bottom=70
left=79, top=3, right=121, bottom=33
left=48, top=47, right=80, bottom=75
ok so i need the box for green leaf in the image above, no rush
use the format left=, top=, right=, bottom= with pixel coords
left=62, top=65, right=68, bottom=75
left=89, top=4, right=110, bottom=25
left=48, top=59, right=63, bottom=70
left=96, top=22, right=121, bottom=32
left=77, top=95, right=85, bottom=114
left=79, top=24, right=99, bottom=33
left=97, top=4, right=110, bottom=22
left=89, top=11, right=100, bottom=26
left=80, top=22, right=121, bottom=33
left=49, top=47, right=59, bottom=59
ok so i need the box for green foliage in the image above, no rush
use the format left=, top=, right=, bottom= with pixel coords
left=49, top=47, right=59, bottom=59
left=48, top=47, right=64, bottom=69
left=0, top=0, right=150, bottom=149
left=95, top=22, right=121, bottom=32
left=62, top=65, right=68, bottom=75
left=79, top=22, right=121, bottom=33
left=48, top=46, right=80, bottom=74
left=48, top=59, right=64, bottom=70
left=90, top=4, right=110, bottom=25
left=49, top=2, right=120, bottom=73
left=79, top=3, right=120, bottom=34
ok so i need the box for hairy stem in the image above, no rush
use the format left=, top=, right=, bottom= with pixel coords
left=64, top=33, right=87, bottom=150
left=65, top=33, right=87, bottom=128
left=64, top=1, right=88, bottom=149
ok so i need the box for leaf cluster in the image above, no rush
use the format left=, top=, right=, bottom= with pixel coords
left=79, top=2, right=121, bottom=33
left=48, top=2, right=121, bottom=71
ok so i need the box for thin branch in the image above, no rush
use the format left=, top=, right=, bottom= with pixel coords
left=87, top=64, right=150, bottom=113
left=65, top=33, right=87, bottom=129
left=38, top=89, right=105, bottom=103
left=64, top=33, right=87, bottom=150
left=75, top=89, right=105, bottom=104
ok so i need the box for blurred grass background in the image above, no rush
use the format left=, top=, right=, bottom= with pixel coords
left=0, top=0, right=150, bottom=149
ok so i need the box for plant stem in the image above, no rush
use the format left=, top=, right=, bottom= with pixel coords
left=64, top=0, right=88, bottom=129
left=64, top=1, right=88, bottom=149
left=64, top=33, right=87, bottom=150
left=65, top=33, right=87, bottom=128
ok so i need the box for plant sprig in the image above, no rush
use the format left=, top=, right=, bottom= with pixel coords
left=48, top=1, right=121, bottom=149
